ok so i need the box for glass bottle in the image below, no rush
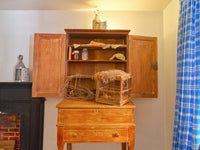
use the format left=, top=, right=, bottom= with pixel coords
left=72, top=50, right=79, bottom=60
left=82, top=48, right=88, bottom=60
left=15, top=55, right=25, bottom=81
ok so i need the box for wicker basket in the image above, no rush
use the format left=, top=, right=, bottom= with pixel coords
left=0, top=140, right=15, bottom=150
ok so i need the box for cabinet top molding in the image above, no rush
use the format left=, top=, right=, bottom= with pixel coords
left=64, top=29, right=130, bottom=34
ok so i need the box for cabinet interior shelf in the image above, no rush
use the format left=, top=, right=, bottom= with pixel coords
left=68, top=60, right=127, bottom=63
left=70, top=45, right=127, bottom=50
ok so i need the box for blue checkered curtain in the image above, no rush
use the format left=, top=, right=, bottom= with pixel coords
left=172, top=0, right=200, bottom=150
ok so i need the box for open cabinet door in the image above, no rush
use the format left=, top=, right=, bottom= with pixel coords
left=32, top=34, right=66, bottom=97
left=129, top=35, right=158, bottom=98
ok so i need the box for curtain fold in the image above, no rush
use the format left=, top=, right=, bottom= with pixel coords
left=172, top=0, right=200, bottom=149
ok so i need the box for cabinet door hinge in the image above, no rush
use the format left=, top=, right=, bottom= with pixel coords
left=152, top=62, right=158, bottom=71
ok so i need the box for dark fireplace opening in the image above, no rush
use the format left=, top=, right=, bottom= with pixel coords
left=0, top=113, right=20, bottom=150
left=0, top=82, right=45, bottom=150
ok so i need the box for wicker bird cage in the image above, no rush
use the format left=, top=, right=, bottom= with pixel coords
left=95, top=70, right=132, bottom=106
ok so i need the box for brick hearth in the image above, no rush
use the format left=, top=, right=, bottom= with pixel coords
left=0, top=113, right=20, bottom=150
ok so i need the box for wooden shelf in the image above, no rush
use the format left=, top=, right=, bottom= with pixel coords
left=68, top=60, right=127, bottom=63
left=70, top=45, right=127, bottom=50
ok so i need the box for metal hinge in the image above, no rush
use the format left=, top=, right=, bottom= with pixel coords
left=152, top=62, right=158, bottom=71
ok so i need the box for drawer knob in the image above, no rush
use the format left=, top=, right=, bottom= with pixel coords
left=72, top=133, right=77, bottom=137
left=113, top=133, right=119, bottom=137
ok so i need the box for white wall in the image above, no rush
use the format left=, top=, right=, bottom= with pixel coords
left=0, top=10, right=165, bottom=150
left=164, top=0, right=179, bottom=150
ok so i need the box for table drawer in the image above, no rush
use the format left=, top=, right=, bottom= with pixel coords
left=58, top=109, right=134, bottom=125
left=63, top=129, right=128, bottom=142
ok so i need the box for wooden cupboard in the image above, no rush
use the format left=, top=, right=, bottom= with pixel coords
left=64, top=29, right=130, bottom=100
left=32, top=30, right=158, bottom=98
left=32, top=29, right=157, bottom=150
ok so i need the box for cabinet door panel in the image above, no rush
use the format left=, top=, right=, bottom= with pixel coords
left=129, top=35, right=158, bottom=98
left=32, top=34, right=65, bottom=97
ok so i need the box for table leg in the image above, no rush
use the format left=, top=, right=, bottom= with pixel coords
left=128, top=126, right=135, bottom=150
left=58, top=144, right=64, bottom=150
left=57, top=127, right=64, bottom=150
left=128, top=145, right=133, bottom=150
left=67, top=143, right=72, bottom=150
left=122, top=143, right=126, bottom=150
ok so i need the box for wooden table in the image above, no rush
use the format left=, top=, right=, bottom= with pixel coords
left=56, top=99, right=136, bottom=150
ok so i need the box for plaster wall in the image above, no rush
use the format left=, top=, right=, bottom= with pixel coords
left=164, top=0, right=179, bottom=150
